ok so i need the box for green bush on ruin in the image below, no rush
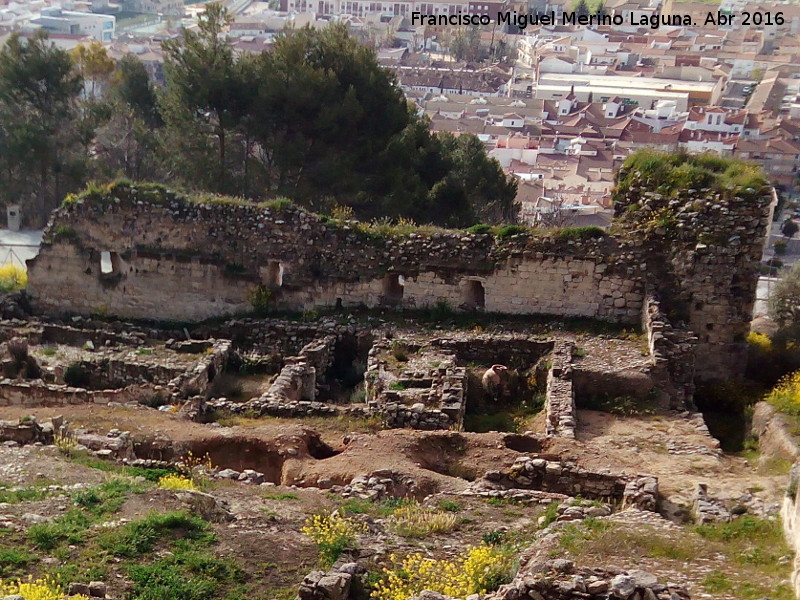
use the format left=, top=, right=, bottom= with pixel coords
left=495, top=225, right=527, bottom=239
left=613, top=150, right=769, bottom=204
left=64, top=362, right=90, bottom=387
left=465, top=224, right=492, bottom=235
left=556, top=226, right=605, bottom=241
left=248, top=285, right=273, bottom=317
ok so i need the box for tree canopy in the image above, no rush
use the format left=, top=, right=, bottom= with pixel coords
left=0, top=9, right=519, bottom=227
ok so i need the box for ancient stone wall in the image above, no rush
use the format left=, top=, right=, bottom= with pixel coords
left=209, top=336, right=342, bottom=417
left=544, top=342, right=576, bottom=438
left=614, top=175, right=775, bottom=382
left=0, top=380, right=159, bottom=407
left=27, top=181, right=774, bottom=382
left=365, top=338, right=467, bottom=430
left=28, top=185, right=644, bottom=324
left=641, top=293, right=697, bottom=408
left=477, top=458, right=629, bottom=499
left=165, top=339, right=231, bottom=399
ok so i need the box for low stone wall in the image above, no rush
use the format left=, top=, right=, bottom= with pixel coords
left=544, top=342, right=575, bottom=438
left=478, top=456, right=658, bottom=507
left=208, top=336, right=343, bottom=417
left=0, top=379, right=160, bottom=407
left=195, top=319, right=355, bottom=356
left=0, top=321, right=150, bottom=349
left=431, top=335, right=553, bottom=369
left=166, top=339, right=231, bottom=399
left=379, top=398, right=460, bottom=430
left=0, top=416, right=60, bottom=445
left=493, top=561, right=690, bottom=600
left=641, top=293, right=697, bottom=409
left=365, top=338, right=467, bottom=431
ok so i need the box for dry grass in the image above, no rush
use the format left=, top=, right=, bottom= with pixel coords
left=389, top=503, right=459, bottom=538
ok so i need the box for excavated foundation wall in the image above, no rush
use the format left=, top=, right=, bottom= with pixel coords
left=27, top=182, right=773, bottom=382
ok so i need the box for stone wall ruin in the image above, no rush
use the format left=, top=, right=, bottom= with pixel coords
left=27, top=181, right=774, bottom=383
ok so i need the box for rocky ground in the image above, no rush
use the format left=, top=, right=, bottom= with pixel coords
left=0, top=401, right=793, bottom=600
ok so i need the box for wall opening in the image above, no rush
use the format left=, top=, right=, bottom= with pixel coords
left=381, top=274, right=404, bottom=305
left=264, top=261, right=284, bottom=288
left=100, top=251, right=120, bottom=276
left=463, top=280, right=485, bottom=310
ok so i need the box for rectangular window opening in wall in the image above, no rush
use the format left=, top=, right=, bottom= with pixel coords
left=264, top=260, right=284, bottom=288
left=462, top=279, right=485, bottom=310
left=100, top=251, right=120, bottom=275
left=382, top=273, right=405, bottom=305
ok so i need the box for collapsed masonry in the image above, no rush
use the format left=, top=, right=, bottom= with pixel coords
left=27, top=178, right=773, bottom=388
left=0, top=320, right=229, bottom=409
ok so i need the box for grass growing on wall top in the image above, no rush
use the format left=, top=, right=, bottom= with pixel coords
left=613, top=150, right=769, bottom=203
left=59, top=180, right=609, bottom=244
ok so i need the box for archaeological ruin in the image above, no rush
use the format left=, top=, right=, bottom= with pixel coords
left=0, top=160, right=791, bottom=600
left=27, top=174, right=774, bottom=386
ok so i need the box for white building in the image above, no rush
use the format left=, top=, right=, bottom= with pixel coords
left=32, top=6, right=115, bottom=41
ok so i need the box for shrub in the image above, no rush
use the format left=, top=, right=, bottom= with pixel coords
left=371, top=544, right=513, bottom=600
left=437, top=500, right=461, bottom=512
left=747, top=331, right=772, bottom=353
left=0, top=547, right=36, bottom=577
left=466, top=224, right=492, bottom=235
left=301, top=513, right=364, bottom=568
left=481, top=530, right=505, bottom=545
left=429, top=299, right=453, bottom=321
left=72, top=479, right=144, bottom=516
left=389, top=503, right=458, bottom=537
left=52, top=225, right=78, bottom=241
left=349, top=386, right=367, bottom=404
left=556, top=226, right=604, bottom=241
left=28, top=509, right=90, bottom=550
left=391, top=341, right=410, bottom=362
left=248, top=285, right=273, bottom=317
left=0, top=263, right=26, bottom=292
left=331, top=204, right=355, bottom=220
left=0, top=576, right=77, bottom=600
left=766, top=370, right=800, bottom=415
left=53, top=431, right=78, bottom=457
left=263, top=492, right=300, bottom=501
left=99, top=511, right=212, bottom=558
left=0, top=484, right=50, bottom=504
left=538, top=501, right=560, bottom=528
left=263, top=197, right=293, bottom=211
left=126, top=550, right=243, bottom=600
left=495, top=225, right=527, bottom=239
left=775, top=240, right=788, bottom=255
left=694, top=514, right=783, bottom=544
left=158, top=474, right=198, bottom=491
left=63, top=362, right=90, bottom=387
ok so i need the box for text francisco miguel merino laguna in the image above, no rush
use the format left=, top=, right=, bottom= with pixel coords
left=411, top=10, right=744, bottom=29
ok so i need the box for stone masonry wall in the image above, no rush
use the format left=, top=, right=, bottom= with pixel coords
left=544, top=342, right=576, bottom=438
left=209, top=335, right=340, bottom=417
left=0, top=380, right=159, bottom=407
left=613, top=175, right=775, bottom=381
left=28, top=185, right=644, bottom=325
left=27, top=180, right=774, bottom=382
